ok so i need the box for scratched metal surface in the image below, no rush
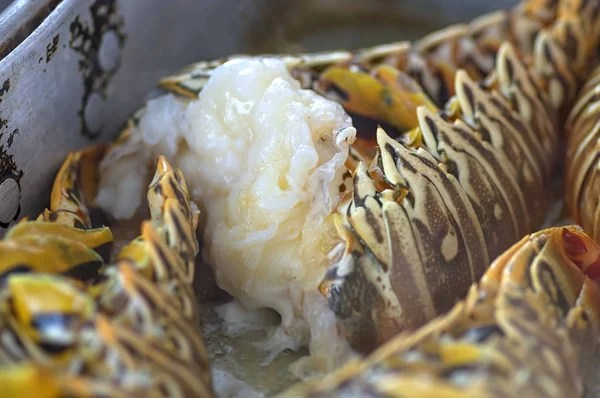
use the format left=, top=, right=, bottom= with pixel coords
left=0, top=0, right=11, bottom=13
left=0, top=0, right=517, bottom=233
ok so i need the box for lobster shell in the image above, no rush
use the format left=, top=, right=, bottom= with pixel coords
left=282, top=226, right=600, bottom=398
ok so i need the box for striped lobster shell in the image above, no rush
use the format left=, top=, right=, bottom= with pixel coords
left=100, top=0, right=600, bottom=354
left=0, top=1, right=598, bottom=397
left=0, top=149, right=213, bottom=397
left=319, top=0, right=600, bottom=352
left=282, top=226, right=600, bottom=398
left=566, top=63, right=600, bottom=242
left=317, top=0, right=600, bottom=352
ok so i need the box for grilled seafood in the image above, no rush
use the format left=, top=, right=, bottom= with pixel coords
left=0, top=0, right=599, bottom=396
left=321, top=0, right=600, bottom=351
left=0, top=148, right=213, bottom=397
left=282, top=226, right=600, bottom=398
left=92, top=0, right=600, bottom=373
left=0, top=147, right=111, bottom=284
left=566, top=63, right=600, bottom=242
left=97, top=56, right=358, bottom=372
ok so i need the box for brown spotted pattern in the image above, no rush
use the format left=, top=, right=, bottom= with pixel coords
left=318, top=0, right=600, bottom=352
left=566, top=63, right=600, bottom=242
left=104, top=0, right=600, bottom=354
left=2, top=0, right=600, bottom=396
left=0, top=149, right=213, bottom=397
left=282, top=226, right=600, bottom=398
